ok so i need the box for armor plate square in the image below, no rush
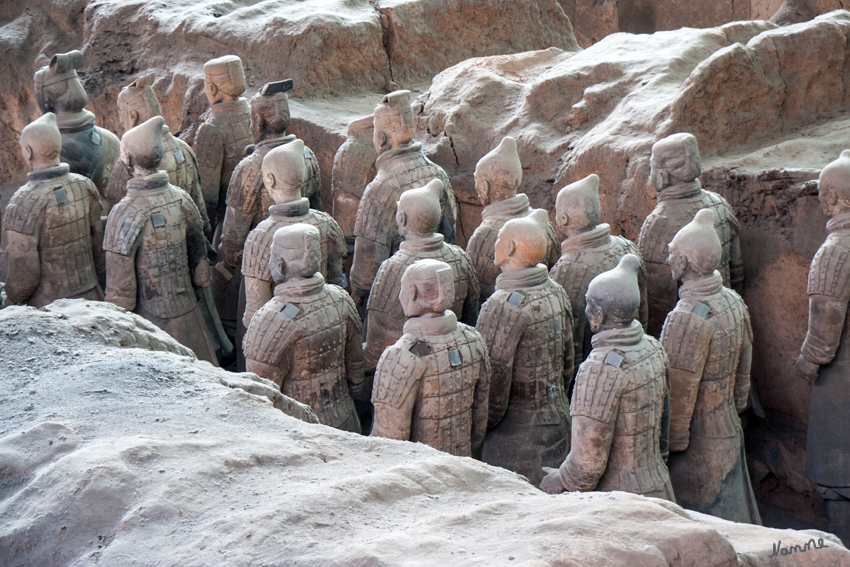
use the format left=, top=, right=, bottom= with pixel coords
left=507, top=292, right=525, bottom=307
left=91, top=129, right=102, bottom=146
left=448, top=349, right=462, bottom=367
left=175, top=148, right=185, bottom=164
left=604, top=351, right=624, bottom=368
left=692, top=302, right=711, bottom=319
left=281, top=304, right=300, bottom=320
left=409, top=341, right=433, bottom=357
left=53, top=188, right=67, bottom=205
left=151, top=212, right=166, bottom=227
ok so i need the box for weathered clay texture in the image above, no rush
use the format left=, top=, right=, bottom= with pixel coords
left=2, top=300, right=847, bottom=566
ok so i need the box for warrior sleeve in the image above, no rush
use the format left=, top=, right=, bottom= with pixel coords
left=193, top=122, right=225, bottom=219
left=660, top=308, right=712, bottom=451
left=476, top=299, right=525, bottom=428
left=305, top=146, right=323, bottom=212
left=104, top=159, right=131, bottom=209
left=342, top=293, right=367, bottom=401
left=181, top=193, right=211, bottom=289
left=729, top=216, right=745, bottom=293
left=471, top=340, right=491, bottom=452
left=561, top=296, right=575, bottom=393
left=802, top=242, right=850, bottom=366
left=635, top=253, right=649, bottom=331
left=103, top=202, right=145, bottom=311
left=3, top=192, right=48, bottom=305
left=89, top=188, right=106, bottom=285
left=218, top=206, right=254, bottom=270
left=246, top=359, right=288, bottom=390
left=545, top=221, right=561, bottom=269
left=181, top=141, right=210, bottom=233
left=325, top=214, right=347, bottom=287
left=460, top=251, right=480, bottom=326
left=350, top=236, right=389, bottom=295
left=371, top=345, right=427, bottom=441
left=243, top=276, right=273, bottom=329
left=439, top=179, right=458, bottom=245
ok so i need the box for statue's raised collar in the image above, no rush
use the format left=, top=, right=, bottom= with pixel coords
left=403, top=310, right=458, bottom=337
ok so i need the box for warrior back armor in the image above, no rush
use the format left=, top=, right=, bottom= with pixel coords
left=57, top=115, right=120, bottom=196
left=4, top=171, right=101, bottom=302
left=372, top=322, right=489, bottom=456
left=104, top=185, right=199, bottom=319
left=243, top=282, right=360, bottom=430
left=571, top=330, right=670, bottom=495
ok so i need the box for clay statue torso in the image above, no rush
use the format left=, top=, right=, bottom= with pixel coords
left=371, top=312, right=489, bottom=456
left=364, top=234, right=479, bottom=372
left=550, top=224, right=648, bottom=366
left=243, top=275, right=363, bottom=432
left=572, top=321, right=673, bottom=497
left=331, top=125, right=377, bottom=243
left=56, top=111, right=120, bottom=197
left=3, top=164, right=103, bottom=307
left=466, top=194, right=559, bottom=301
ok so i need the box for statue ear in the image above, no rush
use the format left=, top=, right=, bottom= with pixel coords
left=275, top=254, right=287, bottom=278
left=506, top=239, right=516, bottom=258
left=130, top=109, right=140, bottom=127
left=556, top=211, right=569, bottom=230
left=409, top=283, right=418, bottom=302
left=828, top=189, right=839, bottom=207
left=397, top=210, right=407, bottom=229
left=670, top=252, right=689, bottom=278
left=266, top=172, right=276, bottom=188
left=377, top=130, right=389, bottom=150
left=209, top=82, right=219, bottom=97
left=479, top=179, right=489, bottom=204
left=23, top=145, right=34, bottom=163
left=436, top=268, right=453, bottom=311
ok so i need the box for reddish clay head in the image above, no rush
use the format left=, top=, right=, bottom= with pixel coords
left=262, top=139, right=306, bottom=203
left=668, top=208, right=721, bottom=280
left=20, top=113, right=62, bottom=171
left=586, top=253, right=642, bottom=330
left=373, top=90, right=415, bottom=154
left=818, top=150, right=850, bottom=218
left=34, top=50, right=87, bottom=114
left=474, top=136, right=522, bottom=205
left=117, top=73, right=162, bottom=131
left=250, top=80, right=292, bottom=141
left=650, top=133, right=701, bottom=193
left=269, top=223, right=321, bottom=284
left=556, top=173, right=601, bottom=236
left=397, top=178, right=443, bottom=238
left=203, top=55, right=247, bottom=105
left=399, top=259, right=455, bottom=318
left=495, top=208, right=549, bottom=271
left=121, top=116, right=165, bottom=174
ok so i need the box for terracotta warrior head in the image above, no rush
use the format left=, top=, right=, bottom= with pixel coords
left=585, top=254, right=642, bottom=332
left=399, top=259, right=455, bottom=318
left=117, top=73, right=162, bottom=131
left=373, top=90, right=415, bottom=155
left=474, top=136, right=522, bottom=206
left=262, top=139, right=306, bottom=203
left=817, top=150, right=850, bottom=219
left=250, top=80, right=293, bottom=141
left=397, top=179, right=443, bottom=239
left=120, top=116, right=165, bottom=176
left=556, top=173, right=601, bottom=237
left=668, top=209, right=721, bottom=281
left=203, top=55, right=247, bottom=106
left=34, top=50, right=87, bottom=114
left=495, top=208, right=549, bottom=272
left=649, top=133, right=701, bottom=193
left=269, top=223, right=321, bottom=284
left=20, top=113, right=62, bottom=171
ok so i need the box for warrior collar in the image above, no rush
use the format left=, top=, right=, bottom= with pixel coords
left=481, top=193, right=530, bottom=221
left=269, top=198, right=310, bottom=218
left=826, top=211, right=850, bottom=234
left=211, top=98, right=249, bottom=116
left=256, top=134, right=296, bottom=152
left=273, top=273, right=325, bottom=299
left=495, top=264, right=549, bottom=291
left=679, top=270, right=723, bottom=300
left=403, top=310, right=458, bottom=337
left=591, top=319, right=644, bottom=348
left=400, top=233, right=445, bottom=253
left=375, top=142, right=423, bottom=169
left=561, top=223, right=611, bottom=253
left=656, top=180, right=703, bottom=202
left=55, top=109, right=96, bottom=134
left=28, top=163, right=70, bottom=182
left=126, top=171, right=169, bottom=193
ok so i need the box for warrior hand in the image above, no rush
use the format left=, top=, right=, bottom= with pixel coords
left=794, top=355, right=819, bottom=383
left=539, top=467, right=566, bottom=494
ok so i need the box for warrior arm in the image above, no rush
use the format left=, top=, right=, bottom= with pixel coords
left=105, top=250, right=138, bottom=311
left=562, top=302, right=576, bottom=393
left=218, top=206, right=254, bottom=270
left=193, top=123, right=225, bottom=219
left=545, top=222, right=560, bottom=269
left=471, top=353, right=491, bottom=451
left=4, top=231, right=40, bottom=305
left=246, top=356, right=289, bottom=390
left=344, top=298, right=368, bottom=401
left=645, top=261, right=678, bottom=336
left=182, top=144, right=211, bottom=233
left=476, top=303, right=524, bottom=428
left=243, top=275, right=273, bottom=329
left=104, top=159, right=131, bottom=208
left=548, top=416, right=616, bottom=493
left=801, top=294, right=849, bottom=367
left=729, top=228, right=745, bottom=293
left=460, top=255, right=481, bottom=326
left=350, top=236, right=389, bottom=295
left=182, top=198, right=211, bottom=289
left=735, top=340, right=752, bottom=413
left=325, top=218, right=347, bottom=287
left=637, top=261, right=649, bottom=331
left=439, top=184, right=458, bottom=245
left=370, top=352, right=423, bottom=441
left=89, top=191, right=106, bottom=283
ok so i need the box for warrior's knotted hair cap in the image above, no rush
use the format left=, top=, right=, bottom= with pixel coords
left=401, top=258, right=455, bottom=313
left=121, top=116, right=165, bottom=170
left=263, top=139, right=306, bottom=190
left=20, top=113, right=62, bottom=160
left=34, top=50, right=85, bottom=112
left=203, top=55, right=247, bottom=97
left=118, top=73, right=162, bottom=123
left=499, top=208, right=549, bottom=266
left=475, top=136, right=522, bottom=195
left=398, top=179, right=443, bottom=235
left=556, top=173, right=601, bottom=227
left=651, top=132, right=702, bottom=183
left=586, top=254, right=642, bottom=322
left=670, top=208, right=722, bottom=274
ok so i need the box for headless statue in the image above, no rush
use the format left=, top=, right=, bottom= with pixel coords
left=106, top=73, right=209, bottom=232
left=243, top=223, right=365, bottom=432
left=350, top=90, right=457, bottom=313
left=550, top=173, right=648, bottom=369
left=662, top=208, right=760, bottom=524
left=540, top=254, right=675, bottom=501
left=637, top=133, right=743, bottom=337
left=365, top=179, right=480, bottom=374
left=795, top=150, right=850, bottom=545
left=33, top=50, right=120, bottom=204
left=477, top=209, right=573, bottom=486
left=3, top=113, right=105, bottom=307
left=466, top=136, right=559, bottom=302
left=103, top=117, right=223, bottom=365
left=371, top=259, right=490, bottom=456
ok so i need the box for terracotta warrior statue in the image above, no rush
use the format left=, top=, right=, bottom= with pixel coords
left=540, top=254, right=675, bottom=501
left=466, top=136, right=559, bottom=302
left=364, top=179, right=480, bottom=373
left=550, top=173, right=648, bottom=368
left=2, top=113, right=105, bottom=307
left=104, top=116, right=226, bottom=365
left=476, top=209, right=573, bottom=485
left=105, top=73, right=209, bottom=232
left=795, top=150, right=850, bottom=544
left=350, top=90, right=457, bottom=313
left=192, top=55, right=254, bottom=231
left=637, top=133, right=743, bottom=337
left=332, top=115, right=378, bottom=257
left=659, top=209, right=760, bottom=523
left=371, top=259, right=490, bottom=456
left=215, top=81, right=322, bottom=344
left=243, top=223, right=365, bottom=432
left=241, top=140, right=345, bottom=329
left=33, top=50, right=120, bottom=201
